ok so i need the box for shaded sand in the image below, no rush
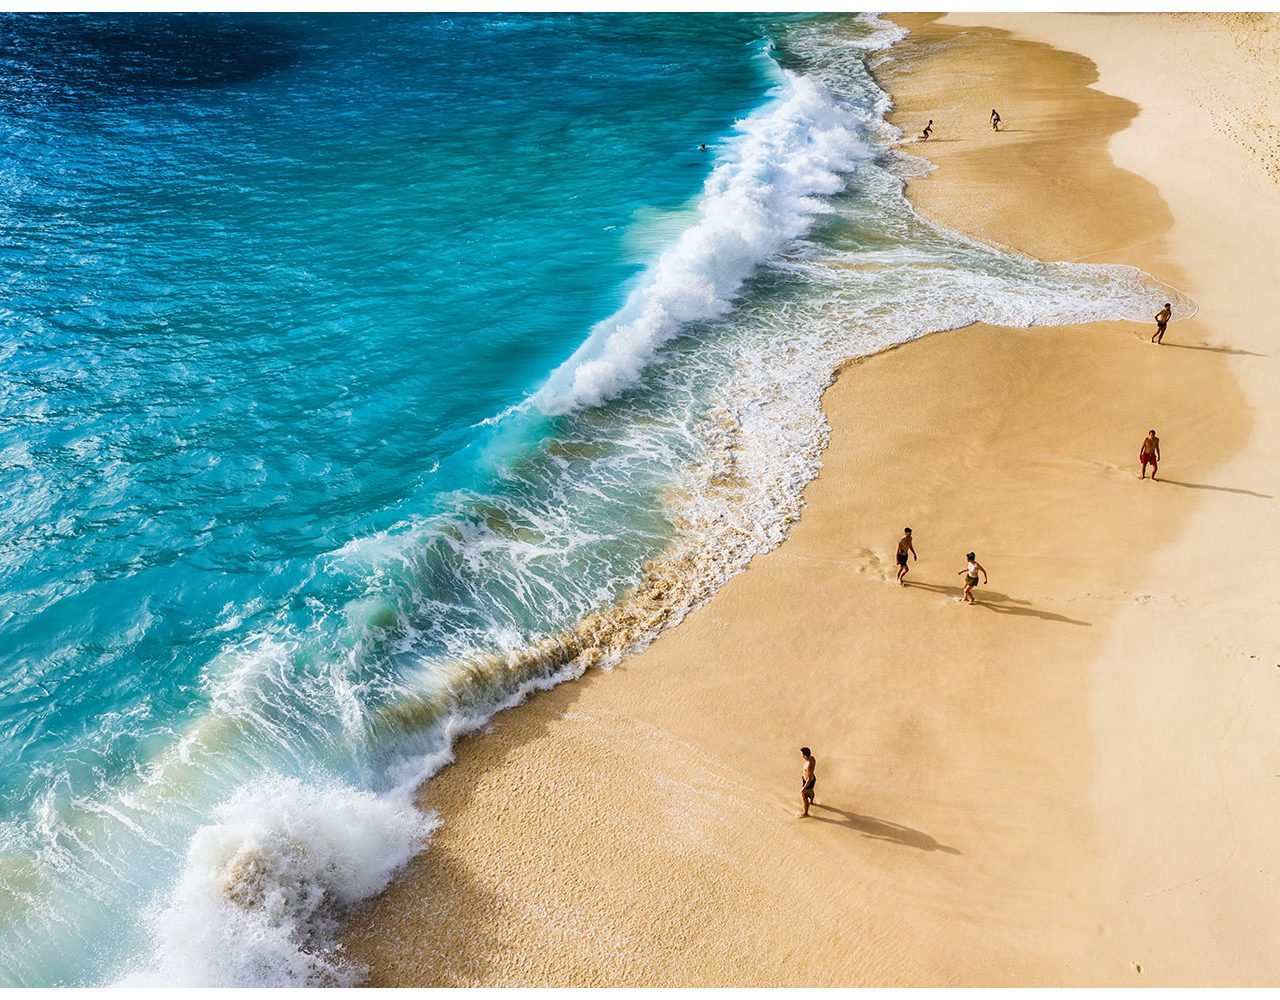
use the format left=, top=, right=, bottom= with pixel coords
left=344, top=15, right=1280, bottom=986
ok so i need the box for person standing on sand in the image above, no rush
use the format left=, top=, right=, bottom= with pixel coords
left=919, top=119, right=933, bottom=140
left=990, top=108, right=1001, bottom=131
left=800, top=747, right=816, bottom=817
left=1140, top=429, right=1161, bottom=480
left=896, top=527, right=917, bottom=585
left=957, top=551, right=987, bottom=604
left=1152, top=302, right=1172, bottom=344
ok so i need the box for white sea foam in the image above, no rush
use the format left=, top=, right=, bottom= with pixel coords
left=122, top=778, right=433, bottom=988
left=535, top=66, right=874, bottom=414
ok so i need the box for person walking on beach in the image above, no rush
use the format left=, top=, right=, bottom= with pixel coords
left=896, top=527, right=917, bottom=585
left=957, top=551, right=987, bottom=604
left=1152, top=302, right=1172, bottom=344
left=919, top=119, right=933, bottom=140
left=800, top=747, right=817, bottom=817
left=990, top=108, right=1001, bottom=131
left=1140, top=429, right=1161, bottom=480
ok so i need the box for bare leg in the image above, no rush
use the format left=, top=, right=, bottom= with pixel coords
left=801, top=791, right=812, bottom=817
left=1151, top=461, right=1158, bottom=481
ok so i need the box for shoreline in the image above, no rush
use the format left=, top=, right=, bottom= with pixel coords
left=343, top=15, right=1280, bottom=985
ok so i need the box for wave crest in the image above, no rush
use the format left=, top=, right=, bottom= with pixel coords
left=122, top=779, right=433, bottom=988
left=536, top=69, right=873, bottom=414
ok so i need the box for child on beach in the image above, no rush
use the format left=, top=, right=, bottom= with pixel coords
left=990, top=108, right=1001, bottom=130
left=957, top=552, right=988, bottom=604
left=919, top=119, right=933, bottom=140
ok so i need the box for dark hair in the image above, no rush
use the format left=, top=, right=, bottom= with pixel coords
left=966, top=552, right=975, bottom=560
left=904, top=527, right=911, bottom=534
left=1150, top=429, right=1156, bottom=434
left=800, top=746, right=811, bottom=756
left=1164, top=302, right=1171, bottom=308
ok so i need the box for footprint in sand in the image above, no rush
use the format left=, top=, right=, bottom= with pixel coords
left=847, top=547, right=885, bottom=578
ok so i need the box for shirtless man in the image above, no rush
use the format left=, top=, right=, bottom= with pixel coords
left=919, top=119, right=933, bottom=140
left=1152, top=302, right=1172, bottom=344
left=1140, top=429, right=1161, bottom=480
left=896, top=527, right=917, bottom=585
left=990, top=108, right=1001, bottom=131
left=800, top=747, right=816, bottom=817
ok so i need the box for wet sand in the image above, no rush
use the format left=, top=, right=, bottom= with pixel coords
left=343, top=14, right=1280, bottom=986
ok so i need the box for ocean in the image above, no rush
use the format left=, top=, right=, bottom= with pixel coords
left=0, top=12, right=1189, bottom=986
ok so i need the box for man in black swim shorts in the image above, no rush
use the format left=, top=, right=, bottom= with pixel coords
left=1152, top=302, right=1172, bottom=344
left=800, top=747, right=816, bottom=817
left=896, top=527, right=917, bottom=585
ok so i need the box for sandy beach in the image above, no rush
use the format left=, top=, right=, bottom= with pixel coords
left=344, top=14, right=1280, bottom=986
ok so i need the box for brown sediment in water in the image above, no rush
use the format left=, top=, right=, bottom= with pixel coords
left=372, top=398, right=808, bottom=741
left=342, top=13, right=1280, bottom=987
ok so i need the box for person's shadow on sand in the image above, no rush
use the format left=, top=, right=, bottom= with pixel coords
left=1161, top=342, right=1268, bottom=357
left=905, top=581, right=1090, bottom=626
left=1156, top=478, right=1272, bottom=498
left=810, top=805, right=961, bottom=854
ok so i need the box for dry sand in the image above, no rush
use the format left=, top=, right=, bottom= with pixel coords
left=344, top=14, right=1280, bottom=986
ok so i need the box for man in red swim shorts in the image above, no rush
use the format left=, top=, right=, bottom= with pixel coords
left=1140, top=429, right=1160, bottom=480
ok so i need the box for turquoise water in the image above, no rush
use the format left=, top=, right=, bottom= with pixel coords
left=0, top=13, right=1188, bottom=986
